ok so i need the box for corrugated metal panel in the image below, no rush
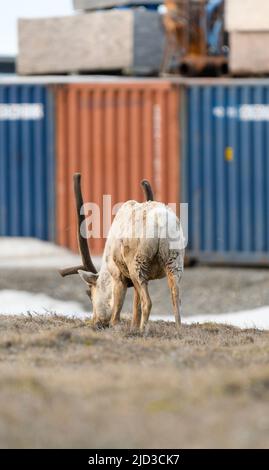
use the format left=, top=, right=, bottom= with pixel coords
left=56, top=81, right=180, bottom=255
left=185, top=82, right=269, bottom=265
left=0, top=84, right=55, bottom=240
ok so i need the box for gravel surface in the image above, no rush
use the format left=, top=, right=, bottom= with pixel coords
left=1, top=266, right=269, bottom=316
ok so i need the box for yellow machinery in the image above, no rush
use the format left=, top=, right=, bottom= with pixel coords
left=161, top=0, right=227, bottom=75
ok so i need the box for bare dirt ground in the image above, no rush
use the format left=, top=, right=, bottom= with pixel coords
left=0, top=315, right=269, bottom=449
left=1, top=265, right=269, bottom=315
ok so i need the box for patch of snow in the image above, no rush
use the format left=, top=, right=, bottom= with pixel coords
left=0, top=287, right=269, bottom=331
left=0, top=290, right=88, bottom=318
left=153, top=307, right=269, bottom=330
left=0, top=238, right=101, bottom=269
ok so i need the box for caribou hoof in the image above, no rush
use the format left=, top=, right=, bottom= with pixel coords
left=93, top=319, right=109, bottom=330
left=109, top=320, right=121, bottom=330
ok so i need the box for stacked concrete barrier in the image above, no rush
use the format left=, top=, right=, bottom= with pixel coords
left=226, top=0, right=269, bottom=75
left=17, top=8, right=164, bottom=75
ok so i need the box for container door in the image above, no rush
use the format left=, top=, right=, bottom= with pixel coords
left=0, top=85, right=55, bottom=241
left=55, top=82, right=180, bottom=255
left=186, top=84, right=269, bottom=265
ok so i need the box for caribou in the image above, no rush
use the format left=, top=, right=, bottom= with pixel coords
left=60, top=174, right=184, bottom=332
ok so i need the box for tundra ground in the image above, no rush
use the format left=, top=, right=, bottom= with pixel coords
left=0, top=315, right=269, bottom=449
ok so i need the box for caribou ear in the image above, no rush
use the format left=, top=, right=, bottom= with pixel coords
left=78, top=270, right=98, bottom=286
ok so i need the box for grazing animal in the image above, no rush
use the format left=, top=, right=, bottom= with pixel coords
left=61, top=174, right=184, bottom=332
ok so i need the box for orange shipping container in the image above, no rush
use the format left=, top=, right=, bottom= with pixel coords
left=56, top=79, right=181, bottom=255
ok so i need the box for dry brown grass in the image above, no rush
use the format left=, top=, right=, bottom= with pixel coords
left=0, top=315, right=269, bottom=449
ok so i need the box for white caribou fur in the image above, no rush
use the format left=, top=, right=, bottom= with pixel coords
left=79, top=200, right=184, bottom=331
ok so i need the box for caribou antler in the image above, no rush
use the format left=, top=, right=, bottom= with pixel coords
left=59, top=264, right=84, bottom=278
left=59, top=176, right=154, bottom=278
left=73, top=173, right=97, bottom=273
left=141, top=179, right=154, bottom=201
left=59, top=173, right=97, bottom=277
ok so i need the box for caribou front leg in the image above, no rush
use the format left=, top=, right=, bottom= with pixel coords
left=109, top=279, right=127, bottom=327
left=131, top=278, right=152, bottom=333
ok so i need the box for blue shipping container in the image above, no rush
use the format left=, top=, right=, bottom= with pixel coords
left=0, top=83, right=55, bottom=241
left=184, top=79, right=269, bottom=265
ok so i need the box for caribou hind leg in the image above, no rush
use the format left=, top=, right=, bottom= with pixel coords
left=139, top=283, right=152, bottom=333
left=166, top=269, right=182, bottom=331
left=131, top=288, right=142, bottom=330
